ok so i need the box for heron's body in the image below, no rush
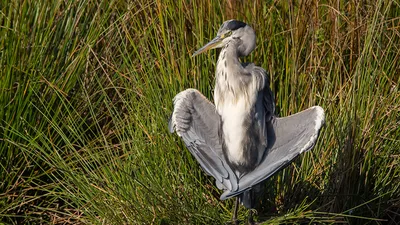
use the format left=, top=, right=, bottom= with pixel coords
left=169, top=20, right=325, bottom=224
left=215, top=48, right=267, bottom=174
left=212, top=22, right=274, bottom=176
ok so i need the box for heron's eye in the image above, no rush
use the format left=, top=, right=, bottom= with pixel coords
left=221, top=31, right=232, bottom=38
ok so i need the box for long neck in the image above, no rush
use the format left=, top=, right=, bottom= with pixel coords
left=218, top=42, right=240, bottom=68
left=214, top=42, right=244, bottom=110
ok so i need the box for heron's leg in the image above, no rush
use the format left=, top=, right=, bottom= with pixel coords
left=232, top=197, right=239, bottom=224
left=248, top=210, right=254, bottom=225
left=247, top=190, right=255, bottom=225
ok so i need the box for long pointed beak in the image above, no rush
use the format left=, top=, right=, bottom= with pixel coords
left=192, top=36, right=223, bottom=57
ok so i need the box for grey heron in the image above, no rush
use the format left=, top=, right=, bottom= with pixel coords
left=169, top=20, right=325, bottom=224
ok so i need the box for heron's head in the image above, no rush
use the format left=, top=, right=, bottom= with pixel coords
left=192, top=20, right=256, bottom=57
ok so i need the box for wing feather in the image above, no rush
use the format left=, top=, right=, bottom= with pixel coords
left=169, top=89, right=238, bottom=191
left=247, top=65, right=275, bottom=121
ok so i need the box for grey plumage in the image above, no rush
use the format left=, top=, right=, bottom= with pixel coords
left=169, top=89, right=238, bottom=191
left=169, top=20, right=325, bottom=223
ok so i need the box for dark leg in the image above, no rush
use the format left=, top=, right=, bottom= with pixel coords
left=232, top=197, right=239, bottom=225
left=248, top=209, right=254, bottom=225
left=247, top=190, right=255, bottom=225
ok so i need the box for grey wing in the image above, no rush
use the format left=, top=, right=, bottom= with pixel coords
left=254, top=66, right=275, bottom=122
left=169, top=89, right=238, bottom=191
left=243, top=64, right=275, bottom=122
left=249, top=65, right=275, bottom=147
left=220, top=106, right=325, bottom=200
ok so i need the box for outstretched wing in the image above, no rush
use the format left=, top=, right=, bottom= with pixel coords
left=220, top=106, right=325, bottom=200
left=169, top=89, right=238, bottom=191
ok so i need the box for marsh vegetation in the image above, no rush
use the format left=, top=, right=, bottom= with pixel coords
left=1, top=0, right=399, bottom=224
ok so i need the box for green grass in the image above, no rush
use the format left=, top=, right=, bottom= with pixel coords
left=1, top=0, right=399, bottom=224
